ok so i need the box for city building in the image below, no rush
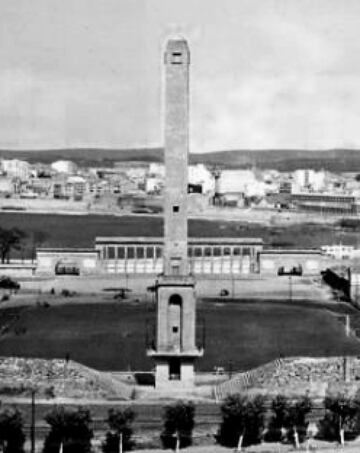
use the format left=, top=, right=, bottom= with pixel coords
left=52, top=175, right=87, bottom=200
left=188, top=164, right=213, bottom=193
left=51, top=160, right=78, bottom=174
left=321, top=244, right=355, bottom=260
left=145, top=176, right=163, bottom=194
left=291, top=192, right=358, bottom=215
left=0, top=159, right=32, bottom=181
left=293, top=169, right=326, bottom=192
left=0, top=177, right=14, bottom=196
left=23, top=178, right=52, bottom=197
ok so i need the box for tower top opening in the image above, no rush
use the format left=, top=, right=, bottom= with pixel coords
left=164, top=36, right=190, bottom=65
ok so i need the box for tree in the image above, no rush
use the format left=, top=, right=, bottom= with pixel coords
left=286, top=395, right=312, bottom=445
left=318, top=395, right=360, bottom=443
left=217, top=394, right=266, bottom=448
left=266, top=395, right=312, bottom=445
left=161, top=401, right=195, bottom=450
left=0, top=227, right=26, bottom=263
left=43, top=407, right=93, bottom=453
left=266, top=394, right=291, bottom=442
left=102, top=408, right=136, bottom=452
left=0, top=408, right=26, bottom=453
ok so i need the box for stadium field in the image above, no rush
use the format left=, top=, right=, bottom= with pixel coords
left=0, top=300, right=359, bottom=372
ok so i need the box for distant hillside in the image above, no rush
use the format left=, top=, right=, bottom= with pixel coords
left=0, top=148, right=164, bottom=167
left=191, top=149, right=360, bottom=172
left=0, top=147, right=360, bottom=171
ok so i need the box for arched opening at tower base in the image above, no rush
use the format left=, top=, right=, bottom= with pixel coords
left=168, top=294, right=183, bottom=352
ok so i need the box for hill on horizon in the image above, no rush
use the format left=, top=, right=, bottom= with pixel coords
left=0, top=147, right=360, bottom=172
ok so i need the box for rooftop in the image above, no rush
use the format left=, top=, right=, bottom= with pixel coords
left=95, top=236, right=264, bottom=245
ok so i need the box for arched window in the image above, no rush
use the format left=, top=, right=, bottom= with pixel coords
left=169, top=294, right=182, bottom=305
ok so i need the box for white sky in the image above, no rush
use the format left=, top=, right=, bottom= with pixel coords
left=1, top=0, right=360, bottom=152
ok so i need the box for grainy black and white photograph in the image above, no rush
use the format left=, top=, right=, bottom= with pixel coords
left=1, top=0, right=360, bottom=452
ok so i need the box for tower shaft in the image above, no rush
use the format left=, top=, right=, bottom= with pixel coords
left=163, top=39, right=190, bottom=276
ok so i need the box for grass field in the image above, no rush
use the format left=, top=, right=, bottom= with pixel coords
left=0, top=212, right=358, bottom=258
left=0, top=300, right=359, bottom=372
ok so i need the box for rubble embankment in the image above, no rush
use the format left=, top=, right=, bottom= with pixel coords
left=216, top=356, right=360, bottom=400
left=0, top=357, right=133, bottom=400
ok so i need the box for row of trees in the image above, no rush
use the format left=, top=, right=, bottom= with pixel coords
left=0, top=406, right=135, bottom=453
left=1, top=395, right=360, bottom=452
left=0, top=227, right=47, bottom=263
left=219, top=393, right=360, bottom=449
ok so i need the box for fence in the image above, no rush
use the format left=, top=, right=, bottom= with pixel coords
left=214, top=358, right=285, bottom=402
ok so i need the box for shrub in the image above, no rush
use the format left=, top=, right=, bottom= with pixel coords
left=318, top=395, right=360, bottom=442
left=43, top=407, right=93, bottom=453
left=160, top=401, right=195, bottom=450
left=102, top=408, right=136, bottom=452
left=44, top=386, right=55, bottom=399
left=0, top=407, right=26, bottom=453
left=217, top=394, right=266, bottom=448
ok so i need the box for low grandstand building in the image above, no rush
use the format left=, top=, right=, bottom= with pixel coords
left=259, top=249, right=323, bottom=276
left=35, top=238, right=327, bottom=281
left=37, top=248, right=100, bottom=275
left=95, top=236, right=263, bottom=275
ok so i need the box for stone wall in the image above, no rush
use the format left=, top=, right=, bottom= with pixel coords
left=0, top=262, right=36, bottom=278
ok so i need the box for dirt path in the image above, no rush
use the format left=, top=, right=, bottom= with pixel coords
left=130, top=441, right=360, bottom=453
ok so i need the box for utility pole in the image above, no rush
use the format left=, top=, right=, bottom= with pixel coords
left=345, top=314, right=350, bottom=337
left=119, top=432, right=123, bottom=453
left=289, top=275, right=292, bottom=302
left=30, top=389, right=36, bottom=453
left=344, top=315, right=351, bottom=383
left=228, top=360, right=233, bottom=379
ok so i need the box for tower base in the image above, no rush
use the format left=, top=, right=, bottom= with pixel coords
left=147, top=274, right=204, bottom=390
left=154, top=358, right=195, bottom=390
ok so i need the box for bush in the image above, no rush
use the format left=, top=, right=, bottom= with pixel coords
left=43, top=407, right=93, bottom=453
left=217, top=394, right=266, bottom=448
left=0, top=408, right=26, bottom=453
left=1, top=294, right=10, bottom=302
left=102, top=408, right=136, bottom=452
left=44, top=386, right=55, bottom=399
left=318, top=395, right=360, bottom=442
left=160, top=401, right=195, bottom=450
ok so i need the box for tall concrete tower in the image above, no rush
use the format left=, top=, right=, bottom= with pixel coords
left=147, top=37, right=203, bottom=390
